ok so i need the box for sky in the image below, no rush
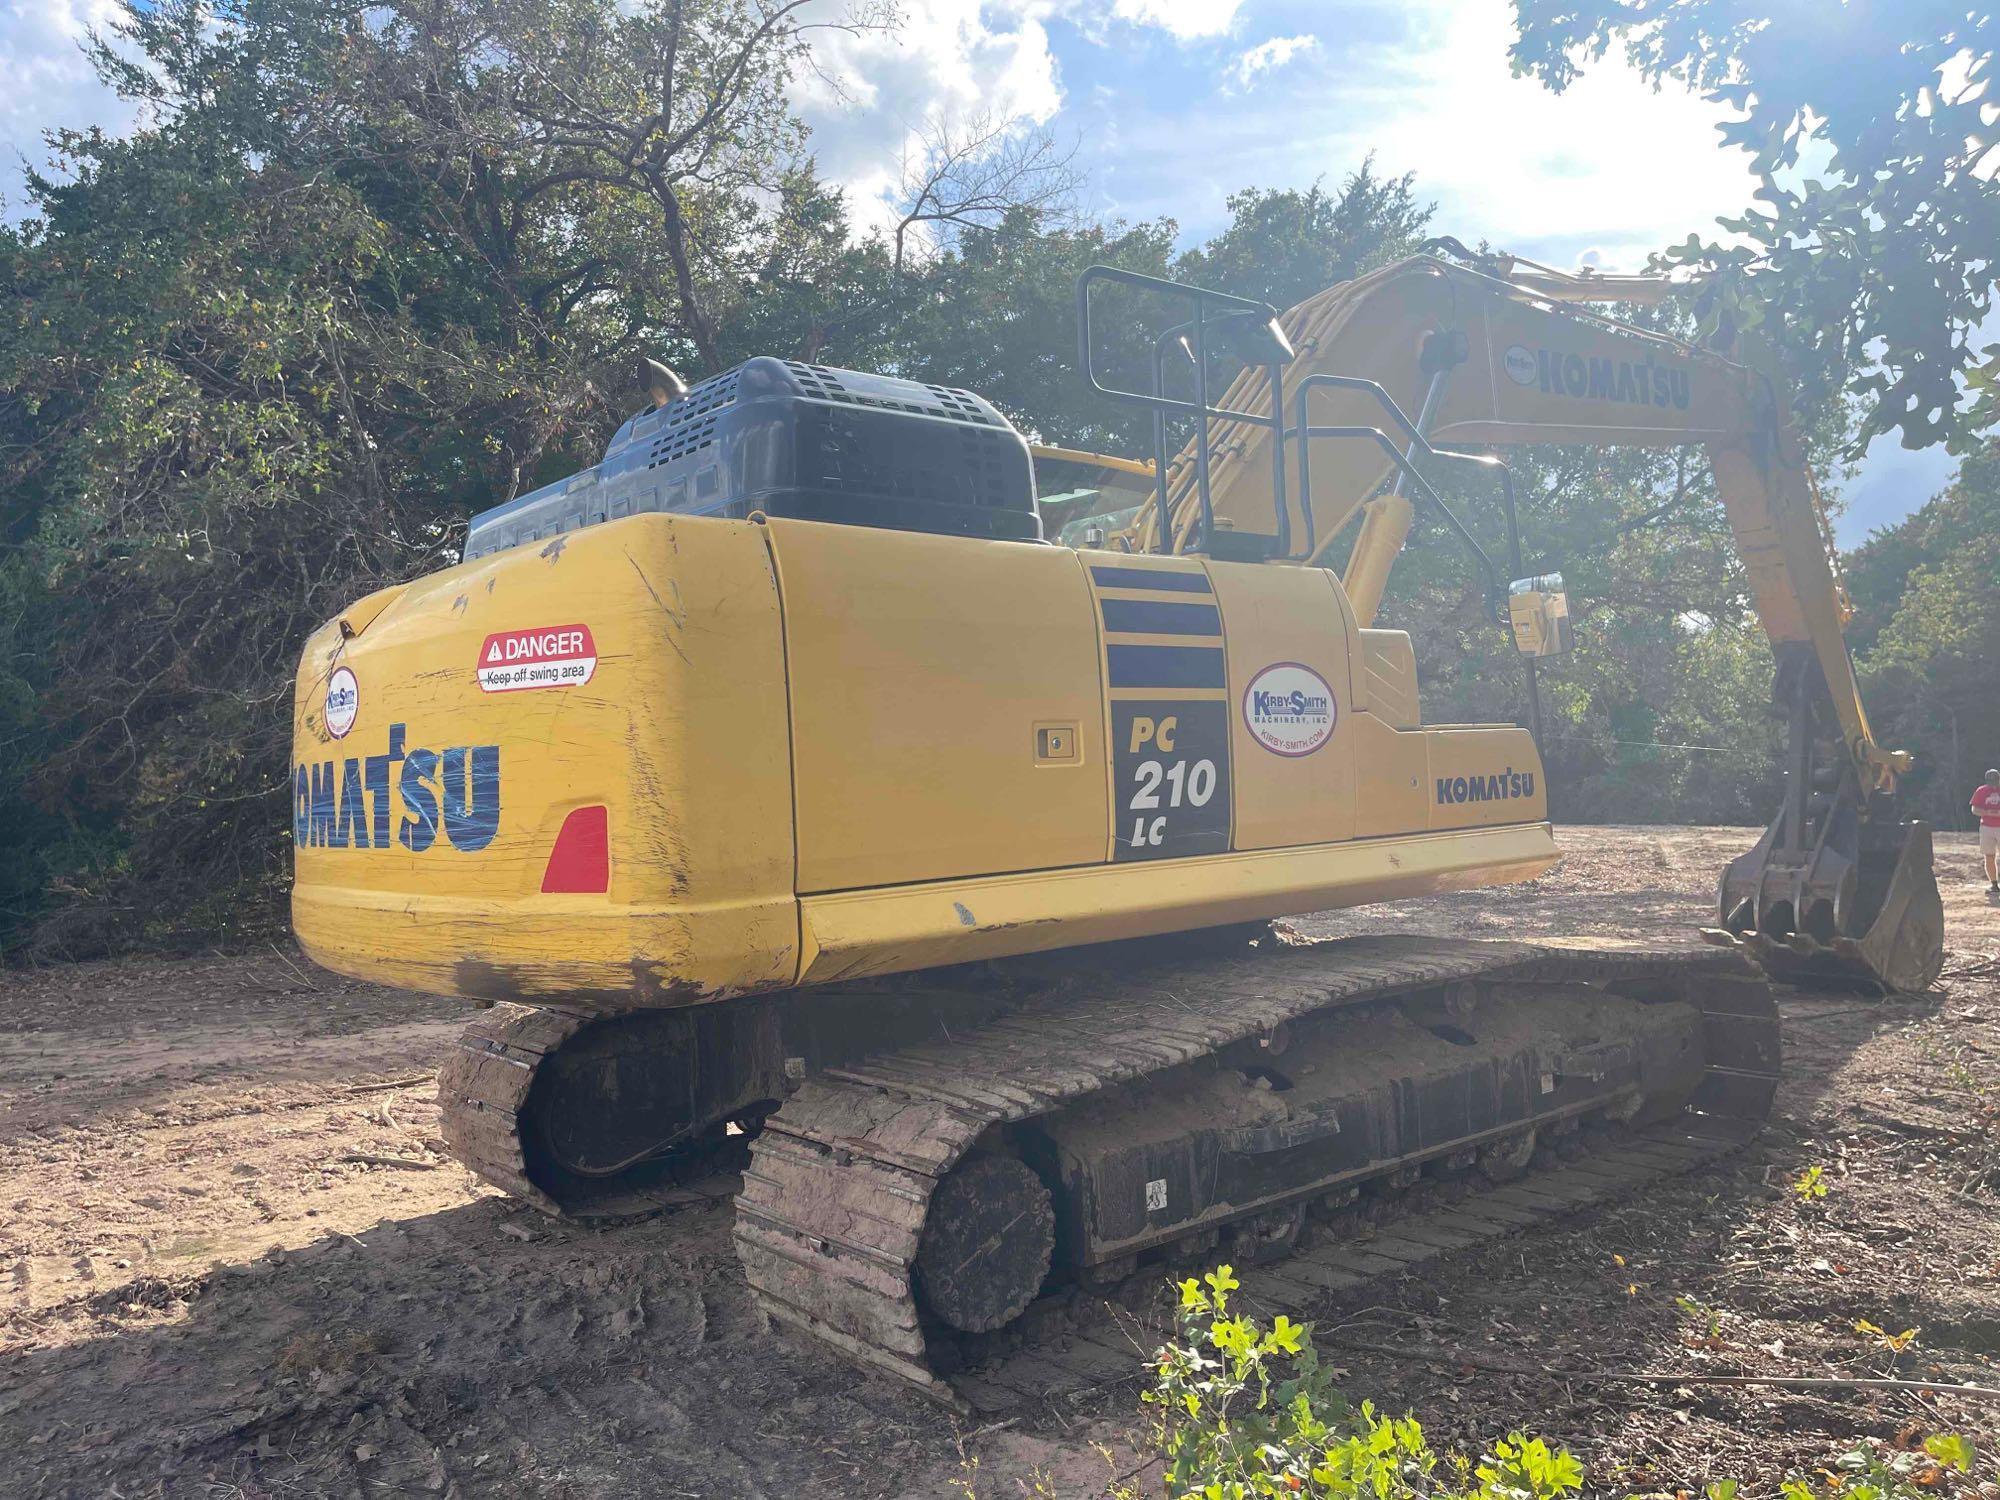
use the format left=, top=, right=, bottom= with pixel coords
left=0, top=0, right=1962, bottom=543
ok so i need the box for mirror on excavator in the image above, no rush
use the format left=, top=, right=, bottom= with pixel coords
left=1508, top=573, right=1574, bottom=660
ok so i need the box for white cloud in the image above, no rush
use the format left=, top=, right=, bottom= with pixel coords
left=1328, top=0, right=1757, bottom=271
left=796, top=1, right=1064, bottom=236
left=1228, top=33, right=1318, bottom=89
left=0, top=0, right=135, bottom=214
left=1108, top=0, right=1244, bottom=42
left=1048, top=0, right=1759, bottom=273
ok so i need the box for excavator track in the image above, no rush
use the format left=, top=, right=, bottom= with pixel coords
left=439, top=1003, right=597, bottom=1218
left=439, top=1001, right=770, bottom=1221
left=947, top=1108, right=1763, bottom=1415
left=733, top=935, right=1779, bottom=1400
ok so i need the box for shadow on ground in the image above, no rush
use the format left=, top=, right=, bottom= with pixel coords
left=4, top=1190, right=964, bottom=1499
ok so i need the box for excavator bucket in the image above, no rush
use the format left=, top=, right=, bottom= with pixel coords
left=1711, top=647, right=1945, bottom=996
left=1714, top=820, right=1943, bottom=994
left=1842, top=823, right=1947, bottom=993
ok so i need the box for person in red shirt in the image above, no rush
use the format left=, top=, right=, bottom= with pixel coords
left=1975, top=769, right=2000, bottom=894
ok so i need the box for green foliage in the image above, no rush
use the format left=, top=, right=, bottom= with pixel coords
left=1137, top=1268, right=1977, bottom=1500
left=1924, top=1433, right=1976, bottom=1474
left=1845, top=440, right=2000, bottom=825
left=1173, top=165, right=1432, bottom=314
left=1793, top=1163, right=1828, bottom=1202
left=1508, top=0, right=1998, bottom=455
left=878, top=161, right=1432, bottom=458
left=0, top=0, right=871, bottom=954
left=874, top=206, right=1179, bottom=456
left=1136, top=1265, right=1586, bottom=1500
left=1675, top=1292, right=1725, bottom=1343
left=1777, top=1433, right=1976, bottom=1500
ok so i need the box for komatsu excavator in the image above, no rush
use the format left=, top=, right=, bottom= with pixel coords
left=291, top=246, right=1942, bottom=1394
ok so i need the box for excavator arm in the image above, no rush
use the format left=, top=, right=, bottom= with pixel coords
left=1098, top=252, right=1943, bottom=991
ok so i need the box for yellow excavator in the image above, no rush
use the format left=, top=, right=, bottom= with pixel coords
left=290, top=245, right=1942, bottom=1393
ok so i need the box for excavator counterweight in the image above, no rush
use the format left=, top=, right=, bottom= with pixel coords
left=291, top=247, right=1937, bottom=1399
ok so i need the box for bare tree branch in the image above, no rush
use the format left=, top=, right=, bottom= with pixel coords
left=890, top=111, right=1081, bottom=274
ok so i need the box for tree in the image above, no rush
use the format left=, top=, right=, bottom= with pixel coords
left=1509, top=0, right=1999, bottom=454
left=876, top=165, right=1434, bottom=459
left=1381, top=432, right=1788, bottom=828
left=1173, top=164, right=1432, bottom=313
left=888, top=113, right=1081, bottom=275
left=0, top=0, right=878, bottom=954
left=1847, top=440, right=2000, bottom=823
left=0, top=0, right=1153, bottom=956
left=488, top=0, right=884, bottom=376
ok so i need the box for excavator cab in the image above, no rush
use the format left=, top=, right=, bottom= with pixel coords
left=1029, top=445, right=1157, bottom=550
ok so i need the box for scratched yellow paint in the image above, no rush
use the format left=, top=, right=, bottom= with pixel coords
left=291, top=514, right=798, bottom=1006
left=291, top=511, right=1555, bottom=1012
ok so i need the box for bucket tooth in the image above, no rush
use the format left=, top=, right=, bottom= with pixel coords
left=1727, top=823, right=1942, bottom=995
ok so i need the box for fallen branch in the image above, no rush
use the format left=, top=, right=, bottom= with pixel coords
left=1323, top=1337, right=2000, bottom=1403
left=328, top=1153, right=439, bottom=1171
left=343, top=1076, right=433, bottom=1095
left=268, top=943, right=320, bottom=992
left=1941, top=956, right=2000, bottom=981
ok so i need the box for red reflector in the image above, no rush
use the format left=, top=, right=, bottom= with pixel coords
left=541, top=805, right=610, bottom=893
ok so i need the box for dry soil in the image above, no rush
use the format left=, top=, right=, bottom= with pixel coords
left=2, top=827, right=1997, bottom=1498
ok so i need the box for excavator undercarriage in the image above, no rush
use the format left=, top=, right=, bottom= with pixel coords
left=442, top=929, right=1780, bottom=1396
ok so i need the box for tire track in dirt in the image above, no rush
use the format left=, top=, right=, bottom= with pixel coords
left=0, top=828, right=1994, bottom=1498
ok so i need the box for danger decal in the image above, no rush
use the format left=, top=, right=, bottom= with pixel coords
left=1243, top=662, right=1336, bottom=757
left=476, top=624, right=596, bottom=693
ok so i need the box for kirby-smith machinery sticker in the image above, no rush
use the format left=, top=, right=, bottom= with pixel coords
left=324, top=665, right=359, bottom=739
left=1242, top=662, right=1336, bottom=757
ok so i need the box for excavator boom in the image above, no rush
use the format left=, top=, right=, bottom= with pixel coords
left=1111, top=251, right=1942, bottom=991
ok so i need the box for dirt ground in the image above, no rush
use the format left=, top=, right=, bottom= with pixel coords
left=3, top=826, right=1997, bottom=1499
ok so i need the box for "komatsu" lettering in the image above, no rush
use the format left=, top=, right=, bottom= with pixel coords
left=294, top=723, right=501, bottom=853
left=1537, top=348, right=1689, bottom=411
left=1435, top=767, right=1535, bottom=804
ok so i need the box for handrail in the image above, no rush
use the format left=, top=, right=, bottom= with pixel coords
left=1076, top=264, right=1291, bottom=554
left=1287, top=372, right=1548, bottom=750
left=1293, top=420, right=1508, bottom=625
left=1288, top=374, right=1514, bottom=625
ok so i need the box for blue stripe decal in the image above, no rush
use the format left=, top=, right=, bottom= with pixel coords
left=1088, top=565, right=1211, bottom=594
left=1099, top=599, right=1222, bottom=637
left=1107, top=644, right=1227, bottom=689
